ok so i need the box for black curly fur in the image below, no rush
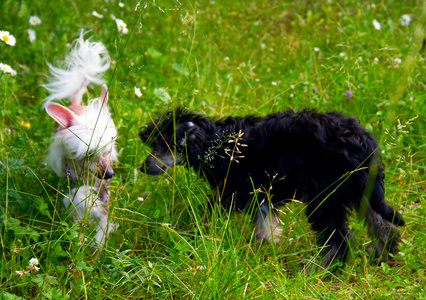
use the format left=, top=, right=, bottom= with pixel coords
left=139, top=107, right=405, bottom=267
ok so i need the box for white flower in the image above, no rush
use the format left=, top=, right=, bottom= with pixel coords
left=271, top=82, right=277, bottom=86
left=110, top=13, right=116, bottom=20
left=134, top=86, right=142, bottom=98
left=374, top=57, right=379, bottom=62
left=358, top=56, right=363, bottom=62
left=92, top=10, right=104, bottom=18
left=223, top=56, right=229, bottom=61
left=29, top=16, right=41, bottom=26
left=339, top=52, right=346, bottom=57
left=0, top=63, right=17, bottom=76
left=394, top=58, right=402, bottom=64
left=26, top=29, right=36, bottom=42
left=137, top=197, right=144, bottom=201
left=261, top=43, right=266, bottom=49
left=115, top=18, right=128, bottom=34
left=400, top=14, right=411, bottom=26
left=313, top=47, right=320, bottom=51
left=119, top=2, right=124, bottom=7
left=29, top=258, right=39, bottom=267
left=372, top=19, right=381, bottom=30
left=28, top=257, right=40, bottom=271
left=0, top=31, right=16, bottom=46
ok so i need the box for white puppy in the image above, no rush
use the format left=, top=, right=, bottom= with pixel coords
left=43, top=32, right=118, bottom=245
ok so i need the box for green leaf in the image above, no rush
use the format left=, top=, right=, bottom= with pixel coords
left=32, top=275, right=58, bottom=288
left=153, top=88, right=171, bottom=103
left=34, top=197, right=51, bottom=218
left=381, top=262, right=391, bottom=275
left=0, top=292, right=25, bottom=300
left=172, top=63, right=189, bottom=76
left=136, top=273, right=146, bottom=284
left=76, top=261, right=93, bottom=272
left=152, top=208, right=161, bottom=219
left=147, top=47, right=163, bottom=58
left=54, top=244, right=68, bottom=257
left=51, top=289, right=66, bottom=300
left=74, top=252, right=84, bottom=261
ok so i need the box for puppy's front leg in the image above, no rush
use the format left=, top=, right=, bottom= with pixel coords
left=253, top=201, right=283, bottom=245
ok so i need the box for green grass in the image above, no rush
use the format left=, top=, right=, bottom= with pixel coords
left=1, top=0, right=426, bottom=298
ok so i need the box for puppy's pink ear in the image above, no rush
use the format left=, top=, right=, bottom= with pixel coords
left=99, top=84, right=109, bottom=105
left=45, top=103, right=76, bottom=128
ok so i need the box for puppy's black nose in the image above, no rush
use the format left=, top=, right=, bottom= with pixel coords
left=103, top=170, right=115, bottom=179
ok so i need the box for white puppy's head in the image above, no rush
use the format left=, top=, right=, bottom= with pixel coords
left=46, top=84, right=118, bottom=180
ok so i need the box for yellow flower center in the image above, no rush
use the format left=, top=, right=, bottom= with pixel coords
left=32, top=19, right=37, bottom=23
left=2, top=35, right=9, bottom=41
left=120, top=24, right=124, bottom=28
left=2, top=66, right=6, bottom=70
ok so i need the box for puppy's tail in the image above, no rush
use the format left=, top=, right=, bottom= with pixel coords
left=42, top=31, right=110, bottom=108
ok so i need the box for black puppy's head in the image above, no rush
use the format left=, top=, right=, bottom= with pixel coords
left=139, top=108, right=200, bottom=176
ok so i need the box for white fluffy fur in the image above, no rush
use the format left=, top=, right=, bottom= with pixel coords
left=47, top=98, right=118, bottom=177
left=43, top=32, right=118, bottom=246
left=43, top=32, right=117, bottom=178
left=64, top=186, right=117, bottom=245
left=254, top=202, right=283, bottom=244
left=42, top=32, right=110, bottom=106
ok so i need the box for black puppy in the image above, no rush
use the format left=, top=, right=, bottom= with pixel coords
left=139, top=108, right=404, bottom=267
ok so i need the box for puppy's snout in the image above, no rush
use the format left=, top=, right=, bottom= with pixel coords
left=140, top=155, right=166, bottom=176
left=96, top=163, right=114, bottom=179
left=103, top=169, right=115, bottom=179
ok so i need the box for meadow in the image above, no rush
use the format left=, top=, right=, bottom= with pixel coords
left=1, top=0, right=425, bottom=298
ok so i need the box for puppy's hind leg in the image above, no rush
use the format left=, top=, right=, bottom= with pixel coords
left=253, top=201, right=283, bottom=245
left=364, top=205, right=401, bottom=262
left=306, top=199, right=354, bottom=268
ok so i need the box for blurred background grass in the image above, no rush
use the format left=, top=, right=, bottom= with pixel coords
left=1, top=0, right=425, bottom=298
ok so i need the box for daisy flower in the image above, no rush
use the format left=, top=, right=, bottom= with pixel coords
left=313, top=47, right=320, bottom=51
left=119, top=2, right=124, bottom=7
left=115, top=18, right=128, bottom=34
left=400, top=14, right=411, bottom=26
left=0, top=63, right=17, bottom=76
left=372, top=19, right=381, bottom=30
left=134, top=86, right=142, bottom=98
left=26, top=29, right=36, bottom=42
left=0, top=31, right=16, bottom=46
left=29, top=16, right=41, bottom=26
left=92, top=10, right=104, bottom=18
